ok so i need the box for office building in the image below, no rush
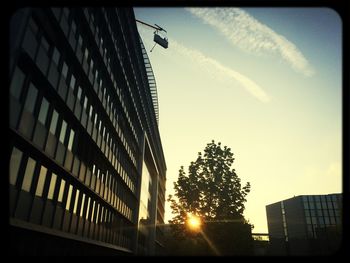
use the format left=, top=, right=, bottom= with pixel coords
left=9, top=7, right=166, bottom=255
left=266, top=194, right=342, bottom=255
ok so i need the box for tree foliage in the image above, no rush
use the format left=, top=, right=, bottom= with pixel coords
left=168, top=140, right=251, bottom=236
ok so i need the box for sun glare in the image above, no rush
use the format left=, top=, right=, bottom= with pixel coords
left=187, top=214, right=202, bottom=231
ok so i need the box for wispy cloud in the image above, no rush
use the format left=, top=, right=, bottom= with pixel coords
left=169, top=39, right=270, bottom=103
left=137, top=24, right=270, bottom=102
left=186, top=8, right=315, bottom=77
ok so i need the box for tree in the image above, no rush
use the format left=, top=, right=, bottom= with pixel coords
left=167, top=140, right=252, bottom=255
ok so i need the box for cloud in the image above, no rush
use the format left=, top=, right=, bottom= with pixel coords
left=137, top=23, right=270, bottom=103
left=169, top=39, right=270, bottom=103
left=186, top=8, right=315, bottom=77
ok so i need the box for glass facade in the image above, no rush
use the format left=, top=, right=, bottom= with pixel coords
left=9, top=7, right=166, bottom=255
left=302, top=194, right=342, bottom=238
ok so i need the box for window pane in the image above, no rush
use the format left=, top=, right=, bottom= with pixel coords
left=38, top=97, right=49, bottom=124
left=35, top=165, right=47, bottom=197
left=71, top=21, right=77, bottom=34
left=41, top=36, right=50, bottom=53
left=83, top=97, right=88, bottom=109
left=68, top=129, right=75, bottom=151
left=80, top=194, right=85, bottom=217
left=95, top=203, right=100, bottom=224
left=77, top=86, right=82, bottom=100
left=66, top=184, right=73, bottom=210
left=86, top=197, right=91, bottom=220
left=48, top=173, right=57, bottom=200
left=333, top=201, right=338, bottom=209
left=10, top=67, right=25, bottom=99
left=24, top=83, right=38, bottom=113
left=70, top=75, right=76, bottom=90
left=22, top=157, right=36, bottom=192
left=58, top=179, right=66, bottom=202
left=59, top=120, right=67, bottom=144
left=91, top=201, right=95, bottom=222
left=73, top=189, right=79, bottom=214
left=50, top=110, right=59, bottom=134
left=28, top=18, right=39, bottom=35
left=62, top=62, right=68, bottom=79
left=10, top=147, right=23, bottom=185
left=53, top=47, right=60, bottom=65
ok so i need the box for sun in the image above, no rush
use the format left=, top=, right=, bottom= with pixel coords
left=187, top=214, right=202, bottom=231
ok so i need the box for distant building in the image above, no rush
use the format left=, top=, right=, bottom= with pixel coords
left=252, top=233, right=269, bottom=256
left=266, top=194, right=342, bottom=255
left=9, top=7, right=166, bottom=255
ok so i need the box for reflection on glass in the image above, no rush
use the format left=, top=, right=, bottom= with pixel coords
left=91, top=201, right=95, bottom=222
left=95, top=203, right=100, bottom=224
left=35, top=165, right=47, bottom=197
left=58, top=179, right=66, bottom=202
left=77, top=86, right=82, bottom=101
left=62, top=62, right=68, bottom=79
left=22, top=157, right=36, bottom=192
left=48, top=173, right=57, bottom=200
left=59, top=120, right=67, bottom=144
left=73, top=189, right=79, bottom=214
left=70, top=75, right=76, bottom=90
left=86, top=197, right=90, bottom=220
left=50, top=110, right=59, bottom=134
left=66, top=184, right=73, bottom=210
left=10, top=67, right=25, bottom=99
left=80, top=194, right=85, bottom=217
left=53, top=47, right=60, bottom=65
left=38, top=97, right=49, bottom=125
left=24, top=83, right=38, bottom=113
left=68, top=129, right=75, bottom=151
left=139, top=161, right=152, bottom=226
left=10, top=147, right=23, bottom=185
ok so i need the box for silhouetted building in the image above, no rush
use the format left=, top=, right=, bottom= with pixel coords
left=9, top=7, right=166, bottom=255
left=266, top=194, right=342, bottom=255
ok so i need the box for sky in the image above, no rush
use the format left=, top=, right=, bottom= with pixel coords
left=134, top=7, right=342, bottom=233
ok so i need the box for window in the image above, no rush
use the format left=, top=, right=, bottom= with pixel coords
left=73, top=189, right=80, bottom=214
left=50, top=110, right=59, bottom=134
left=59, top=120, right=67, bottom=144
left=86, top=197, right=91, bottom=220
left=47, top=173, right=57, bottom=200
left=89, top=105, right=93, bottom=118
left=10, top=147, right=23, bottom=185
left=10, top=67, right=25, bottom=99
left=35, top=165, right=47, bottom=197
left=80, top=194, right=86, bottom=217
left=53, top=47, right=60, bottom=65
left=309, top=201, right=314, bottom=209
left=77, top=86, right=82, bottom=101
left=62, top=62, right=68, bottom=79
left=84, top=48, right=89, bottom=60
left=91, top=201, right=95, bottom=222
left=41, top=36, right=50, bottom=53
left=58, top=179, right=66, bottom=202
left=333, top=201, right=338, bottom=209
left=71, top=21, right=77, bottom=34
left=95, top=203, right=100, bottom=224
left=70, top=75, right=76, bottom=90
left=66, top=184, right=73, bottom=210
left=83, top=97, right=88, bottom=109
left=22, top=157, right=36, bottom=192
left=68, top=129, right=75, bottom=151
left=78, top=35, right=83, bottom=47
left=24, top=83, right=38, bottom=113
left=38, top=97, right=49, bottom=125
left=28, top=18, right=39, bottom=35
